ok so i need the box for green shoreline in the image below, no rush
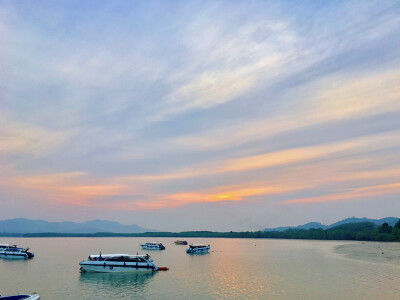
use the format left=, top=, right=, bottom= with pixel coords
left=2, top=222, right=400, bottom=241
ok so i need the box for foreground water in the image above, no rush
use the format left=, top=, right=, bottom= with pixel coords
left=0, top=238, right=399, bottom=299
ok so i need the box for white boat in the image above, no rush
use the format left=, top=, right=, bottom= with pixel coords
left=0, top=295, right=40, bottom=300
left=0, top=246, right=34, bottom=259
left=186, top=244, right=210, bottom=254
left=140, top=242, right=165, bottom=250
left=79, top=253, right=158, bottom=273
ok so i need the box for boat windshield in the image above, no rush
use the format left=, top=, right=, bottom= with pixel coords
left=190, top=244, right=207, bottom=248
left=5, top=247, right=24, bottom=251
left=105, top=256, right=147, bottom=262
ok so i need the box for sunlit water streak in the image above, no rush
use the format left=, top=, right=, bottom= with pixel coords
left=0, top=238, right=399, bottom=299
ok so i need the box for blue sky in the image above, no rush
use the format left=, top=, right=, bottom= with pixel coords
left=1, top=0, right=400, bottom=231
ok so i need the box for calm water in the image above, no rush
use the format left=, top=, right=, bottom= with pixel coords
left=1, top=238, right=400, bottom=299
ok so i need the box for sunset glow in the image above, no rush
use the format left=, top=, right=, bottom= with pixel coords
left=1, top=0, right=400, bottom=231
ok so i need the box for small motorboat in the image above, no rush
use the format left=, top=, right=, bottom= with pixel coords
left=0, top=295, right=40, bottom=300
left=79, top=253, right=158, bottom=273
left=174, top=240, right=188, bottom=245
left=186, top=244, right=210, bottom=254
left=140, top=242, right=165, bottom=250
left=0, top=246, right=34, bottom=259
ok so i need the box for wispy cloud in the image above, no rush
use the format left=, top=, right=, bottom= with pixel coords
left=282, top=182, right=400, bottom=204
left=0, top=113, right=74, bottom=157
left=6, top=171, right=132, bottom=207
left=171, top=68, right=400, bottom=151
left=0, top=0, right=399, bottom=229
left=123, top=130, right=400, bottom=181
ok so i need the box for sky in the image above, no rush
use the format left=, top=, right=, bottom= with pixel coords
left=0, top=0, right=400, bottom=231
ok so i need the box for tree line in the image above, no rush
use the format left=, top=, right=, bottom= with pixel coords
left=12, top=220, right=400, bottom=241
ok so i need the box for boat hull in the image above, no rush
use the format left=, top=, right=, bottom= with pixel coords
left=0, top=253, right=31, bottom=259
left=79, top=261, right=157, bottom=273
left=0, top=295, right=40, bottom=300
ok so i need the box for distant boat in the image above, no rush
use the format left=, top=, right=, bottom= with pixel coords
left=140, top=242, right=165, bottom=250
left=186, top=244, right=210, bottom=254
left=174, top=240, right=188, bottom=245
left=80, top=253, right=158, bottom=273
left=0, top=245, right=34, bottom=259
left=0, top=295, right=40, bottom=300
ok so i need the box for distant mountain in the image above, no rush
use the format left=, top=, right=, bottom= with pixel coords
left=262, top=217, right=399, bottom=232
left=263, top=222, right=327, bottom=232
left=0, top=218, right=157, bottom=234
left=328, top=217, right=399, bottom=228
left=262, top=226, right=293, bottom=232
left=298, top=222, right=328, bottom=230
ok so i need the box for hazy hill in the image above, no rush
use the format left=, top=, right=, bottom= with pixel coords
left=263, top=222, right=327, bottom=232
left=328, top=217, right=399, bottom=228
left=0, top=218, right=156, bottom=234
left=262, top=217, right=399, bottom=232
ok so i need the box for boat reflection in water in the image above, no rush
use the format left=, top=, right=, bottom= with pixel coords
left=79, top=271, right=156, bottom=296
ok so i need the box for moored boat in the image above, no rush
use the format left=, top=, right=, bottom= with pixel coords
left=174, top=240, right=188, bottom=245
left=186, top=244, right=210, bottom=254
left=79, top=253, right=158, bottom=273
left=140, top=242, right=165, bottom=250
left=0, top=295, right=40, bottom=300
left=0, top=246, right=34, bottom=259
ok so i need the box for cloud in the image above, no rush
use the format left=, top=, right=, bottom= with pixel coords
left=149, top=20, right=298, bottom=121
left=311, top=69, right=400, bottom=122
left=0, top=1, right=399, bottom=229
left=171, top=68, right=400, bottom=151
left=282, top=182, right=400, bottom=204
left=0, top=113, right=74, bottom=157
left=106, top=183, right=308, bottom=211
left=123, top=130, right=400, bottom=182
left=6, top=171, right=132, bottom=207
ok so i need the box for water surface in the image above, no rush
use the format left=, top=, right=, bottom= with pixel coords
left=1, top=238, right=399, bottom=299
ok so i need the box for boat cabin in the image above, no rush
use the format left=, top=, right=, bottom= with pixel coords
left=189, top=244, right=209, bottom=248
left=88, top=254, right=151, bottom=262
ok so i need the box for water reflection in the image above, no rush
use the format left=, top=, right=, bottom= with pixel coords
left=79, top=272, right=156, bottom=297
left=186, top=252, right=210, bottom=256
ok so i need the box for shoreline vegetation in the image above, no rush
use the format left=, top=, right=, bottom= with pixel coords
left=1, top=222, right=400, bottom=241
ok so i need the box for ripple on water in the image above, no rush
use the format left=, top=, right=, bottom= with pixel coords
left=335, top=242, right=400, bottom=266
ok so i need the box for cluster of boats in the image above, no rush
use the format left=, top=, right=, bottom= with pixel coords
left=0, top=239, right=211, bottom=297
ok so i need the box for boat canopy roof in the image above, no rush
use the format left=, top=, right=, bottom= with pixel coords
left=190, top=244, right=209, bottom=247
left=89, top=254, right=149, bottom=259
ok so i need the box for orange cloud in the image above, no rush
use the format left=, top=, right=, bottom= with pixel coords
left=313, top=69, right=400, bottom=122
left=124, top=130, right=400, bottom=184
left=7, top=172, right=131, bottom=207
left=116, top=184, right=308, bottom=211
left=282, top=182, right=400, bottom=204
